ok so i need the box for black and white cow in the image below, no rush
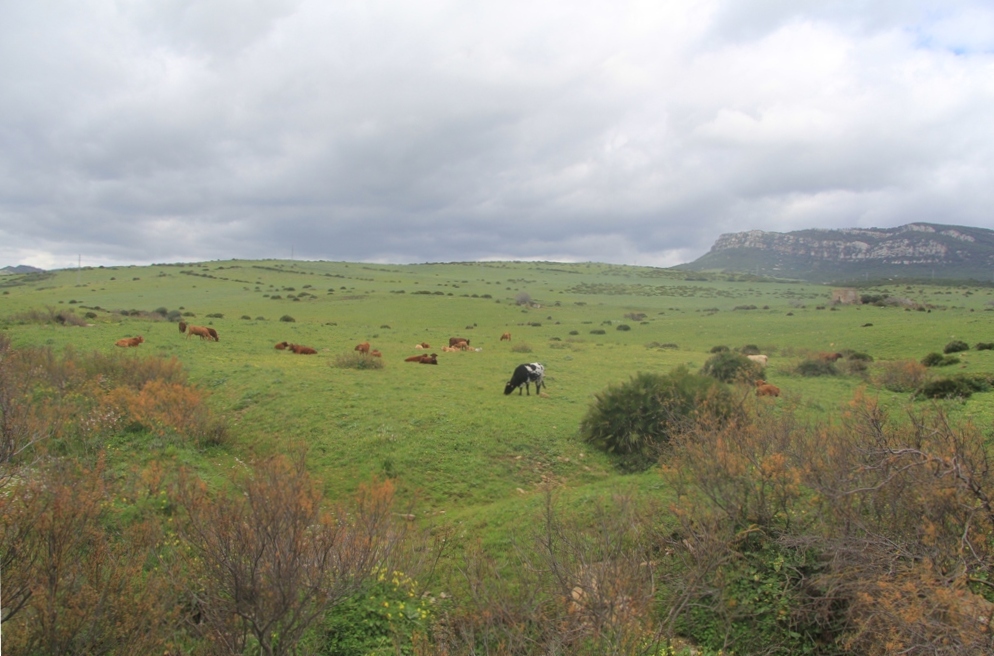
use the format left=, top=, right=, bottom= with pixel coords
left=504, top=363, right=545, bottom=396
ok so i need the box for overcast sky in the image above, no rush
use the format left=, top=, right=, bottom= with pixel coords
left=1, top=1, right=992, bottom=270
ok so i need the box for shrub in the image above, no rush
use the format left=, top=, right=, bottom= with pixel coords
left=589, top=329, right=606, bottom=335
left=917, top=378, right=974, bottom=399
left=794, top=359, right=838, bottom=377
left=510, top=343, right=532, bottom=353
left=580, top=367, right=739, bottom=470
left=876, top=360, right=929, bottom=393
left=922, top=352, right=959, bottom=367
left=569, top=330, right=579, bottom=335
left=739, top=344, right=761, bottom=355
left=206, top=313, right=224, bottom=319
left=279, top=315, right=296, bottom=323
left=616, top=324, right=631, bottom=331
left=975, top=342, right=994, bottom=351
left=943, top=340, right=970, bottom=354
left=332, top=352, right=384, bottom=370
left=700, top=352, right=762, bottom=383
left=710, top=345, right=730, bottom=353
left=84, top=312, right=97, bottom=319
left=240, top=315, right=251, bottom=320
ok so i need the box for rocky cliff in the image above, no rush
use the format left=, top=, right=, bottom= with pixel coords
left=680, top=223, right=994, bottom=282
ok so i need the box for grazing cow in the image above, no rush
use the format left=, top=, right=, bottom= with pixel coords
left=405, top=353, right=438, bottom=364
left=186, top=325, right=213, bottom=340
left=818, top=352, right=844, bottom=362
left=747, top=354, right=768, bottom=367
left=505, top=363, right=545, bottom=396
left=115, top=335, right=144, bottom=348
left=288, top=344, right=317, bottom=355
left=206, top=327, right=219, bottom=342
left=755, top=380, right=780, bottom=397
left=355, top=342, right=371, bottom=354
left=449, top=337, right=470, bottom=347
left=370, top=350, right=382, bottom=357
left=178, top=321, right=187, bottom=333
left=500, top=332, right=511, bottom=342
left=275, top=341, right=289, bottom=350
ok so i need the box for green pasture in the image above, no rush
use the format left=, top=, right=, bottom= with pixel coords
left=4, top=260, right=994, bottom=539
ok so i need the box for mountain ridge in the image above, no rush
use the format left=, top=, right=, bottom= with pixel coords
left=679, top=222, right=994, bottom=283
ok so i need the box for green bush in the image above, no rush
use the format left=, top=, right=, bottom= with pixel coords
left=279, top=315, right=296, bottom=322
left=701, top=352, right=763, bottom=383
left=975, top=342, right=994, bottom=351
left=917, top=378, right=974, bottom=399
left=314, top=569, right=433, bottom=656
left=709, top=345, right=730, bottom=353
left=794, top=359, right=838, bottom=377
left=206, top=312, right=224, bottom=319
left=943, top=340, right=970, bottom=354
left=616, top=324, right=631, bottom=331
left=589, top=329, right=606, bottom=335
left=580, top=367, right=739, bottom=470
left=921, top=352, right=959, bottom=367
left=740, top=344, right=761, bottom=355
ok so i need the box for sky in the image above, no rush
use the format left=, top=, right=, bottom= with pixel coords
left=1, top=1, right=993, bottom=270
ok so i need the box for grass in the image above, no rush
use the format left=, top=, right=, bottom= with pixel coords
left=4, top=259, right=994, bottom=530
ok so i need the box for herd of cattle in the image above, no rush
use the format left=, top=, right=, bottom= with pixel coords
left=112, top=325, right=546, bottom=396
left=111, top=324, right=843, bottom=401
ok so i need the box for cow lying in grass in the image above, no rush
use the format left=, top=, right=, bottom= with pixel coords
left=288, top=344, right=317, bottom=355
left=405, top=353, right=438, bottom=364
left=505, top=363, right=545, bottom=396
left=275, top=341, right=289, bottom=350
left=115, top=335, right=144, bottom=348
left=755, top=380, right=780, bottom=397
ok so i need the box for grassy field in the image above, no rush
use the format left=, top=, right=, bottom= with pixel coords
left=4, top=259, right=994, bottom=543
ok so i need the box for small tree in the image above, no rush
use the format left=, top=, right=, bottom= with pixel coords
left=176, top=455, right=402, bottom=656
left=580, top=367, right=739, bottom=469
left=701, top=351, right=763, bottom=383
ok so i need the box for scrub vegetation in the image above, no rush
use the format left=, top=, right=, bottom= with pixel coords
left=3, top=259, right=994, bottom=654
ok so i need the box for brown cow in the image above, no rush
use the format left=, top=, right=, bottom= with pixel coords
left=405, top=353, right=438, bottom=364
left=448, top=337, right=470, bottom=347
left=500, top=332, right=511, bottom=342
left=370, top=350, right=382, bottom=357
left=288, top=344, right=317, bottom=355
left=355, top=342, right=371, bottom=354
left=115, top=335, right=144, bottom=348
left=186, top=325, right=213, bottom=340
left=755, top=380, right=780, bottom=397
left=275, top=341, right=289, bottom=350
left=178, top=321, right=187, bottom=333
left=207, top=327, right=219, bottom=341
left=817, top=352, right=844, bottom=362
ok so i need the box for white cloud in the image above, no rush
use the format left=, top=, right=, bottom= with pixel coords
left=1, top=0, right=992, bottom=268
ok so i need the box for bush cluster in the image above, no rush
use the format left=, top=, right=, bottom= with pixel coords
left=700, top=352, right=763, bottom=383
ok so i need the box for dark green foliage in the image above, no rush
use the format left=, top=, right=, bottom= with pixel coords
left=676, top=534, right=831, bottom=656
left=740, top=344, right=761, bottom=355
left=794, top=359, right=838, bottom=377
left=943, top=340, right=970, bottom=354
left=589, top=329, right=606, bottom=335
left=701, top=352, right=763, bottom=383
left=279, top=315, right=296, bottom=322
left=580, top=367, right=738, bottom=469
left=921, top=352, right=960, bottom=367
left=861, top=293, right=889, bottom=305
left=710, top=345, right=730, bottom=353
left=84, top=311, right=97, bottom=319
left=616, top=324, right=631, bottom=331
left=975, top=342, right=994, bottom=351
left=568, top=330, right=579, bottom=335
left=153, top=306, right=168, bottom=316
left=206, top=312, right=224, bottom=319
left=918, top=378, right=975, bottom=399
left=240, top=315, right=251, bottom=320
left=841, top=350, right=873, bottom=362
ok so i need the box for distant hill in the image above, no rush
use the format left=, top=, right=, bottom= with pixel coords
left=0, top=265, right=45, bottom=276
left=679, top=223, right=994, bottom=283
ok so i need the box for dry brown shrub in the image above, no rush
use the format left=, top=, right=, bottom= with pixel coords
left=874, top=359, right=930, bottom=392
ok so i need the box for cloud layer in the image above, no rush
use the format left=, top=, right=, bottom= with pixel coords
left=2, top=0, right=992, bottom=269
